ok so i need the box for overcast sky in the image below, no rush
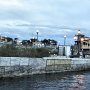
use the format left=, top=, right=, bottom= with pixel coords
left=0, top=0, right=90, bottom=45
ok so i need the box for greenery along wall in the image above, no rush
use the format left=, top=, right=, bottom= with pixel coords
left=0, top=44, right=51, bottom=57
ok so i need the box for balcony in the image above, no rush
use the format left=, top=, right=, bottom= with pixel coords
left=81, top=45, right=90, bottom=49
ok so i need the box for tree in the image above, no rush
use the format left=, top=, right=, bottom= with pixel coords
left=6, top=37, right=13, bottom=42
left=41, top=39, right=57, bottom=46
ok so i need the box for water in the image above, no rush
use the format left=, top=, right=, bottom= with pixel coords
left=0, top=71, right=90, bottom=90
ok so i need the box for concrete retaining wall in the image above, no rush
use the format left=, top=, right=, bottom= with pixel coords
left=0, top=57, right=90, bottom=77
left=0, top=57, right=46, bottom=77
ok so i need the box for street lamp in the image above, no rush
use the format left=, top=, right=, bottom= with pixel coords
left=81, top=38, right=84, bottom=57
left=74, top=35, right=80, bottom=57
left=36, top=30, right=39, bottom=41
left=81, top=38, right=84, bottom=42
left=74, top=35, right=78, bottom=40
left=64, top=35, right=66, bottom=45
left=74, top=30, right=82, bottom=57
left=78, top=29, right=81, bottom=34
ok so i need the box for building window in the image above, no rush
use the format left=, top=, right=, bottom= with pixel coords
left=83, top=42, right=85, bottom=45
left=88, top=44, right=90, bottom=46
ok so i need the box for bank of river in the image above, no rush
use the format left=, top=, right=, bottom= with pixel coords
left=0, top=57, right=90, bottom=77
left=0, top=71, right=90, bottom=90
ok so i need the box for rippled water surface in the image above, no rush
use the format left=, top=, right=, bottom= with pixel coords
left=0, top=71, right=90, bottom=90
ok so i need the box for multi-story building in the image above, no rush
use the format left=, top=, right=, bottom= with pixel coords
left=73, top=30, right=90, bottom=57
left=0, top=36, right=13, bottom=46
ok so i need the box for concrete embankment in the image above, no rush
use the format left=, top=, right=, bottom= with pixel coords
left=0, top=57, right=90, bottom=77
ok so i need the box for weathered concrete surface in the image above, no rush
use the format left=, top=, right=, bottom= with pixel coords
left=71, top=58, right=90, bottom=71
left=0, top=57, right=90, bottom=77
left=0, top=57, right=46, bottom=77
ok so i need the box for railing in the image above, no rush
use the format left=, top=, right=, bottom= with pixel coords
left=81, top=45, right=90, bottom=49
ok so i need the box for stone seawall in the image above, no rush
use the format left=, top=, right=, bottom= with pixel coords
left=44, top=57, right=90, bottom=73
left=0, top=57, right=90, bottom=77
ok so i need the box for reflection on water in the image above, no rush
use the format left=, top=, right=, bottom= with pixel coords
left=0, top=71, right=90, bottom=90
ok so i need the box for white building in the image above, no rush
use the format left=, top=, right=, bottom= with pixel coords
left=32, top=42, right=44, bottom=48
left=58, top=45, right=71, bottom=57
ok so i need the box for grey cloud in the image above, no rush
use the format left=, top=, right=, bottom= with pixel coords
left=0, top=0, right=90, bottom=44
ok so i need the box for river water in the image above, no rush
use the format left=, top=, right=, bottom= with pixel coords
left=0, top=71, right=90, bottom=90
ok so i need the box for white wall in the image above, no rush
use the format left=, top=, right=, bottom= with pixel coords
left=58, top=45, right=71, bottom=57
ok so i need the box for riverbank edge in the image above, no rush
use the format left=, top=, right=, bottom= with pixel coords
left=0, top=57, right=90, bottom=78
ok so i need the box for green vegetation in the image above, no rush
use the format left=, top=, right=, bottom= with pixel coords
left=0, top=44, right=50, bottom=57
